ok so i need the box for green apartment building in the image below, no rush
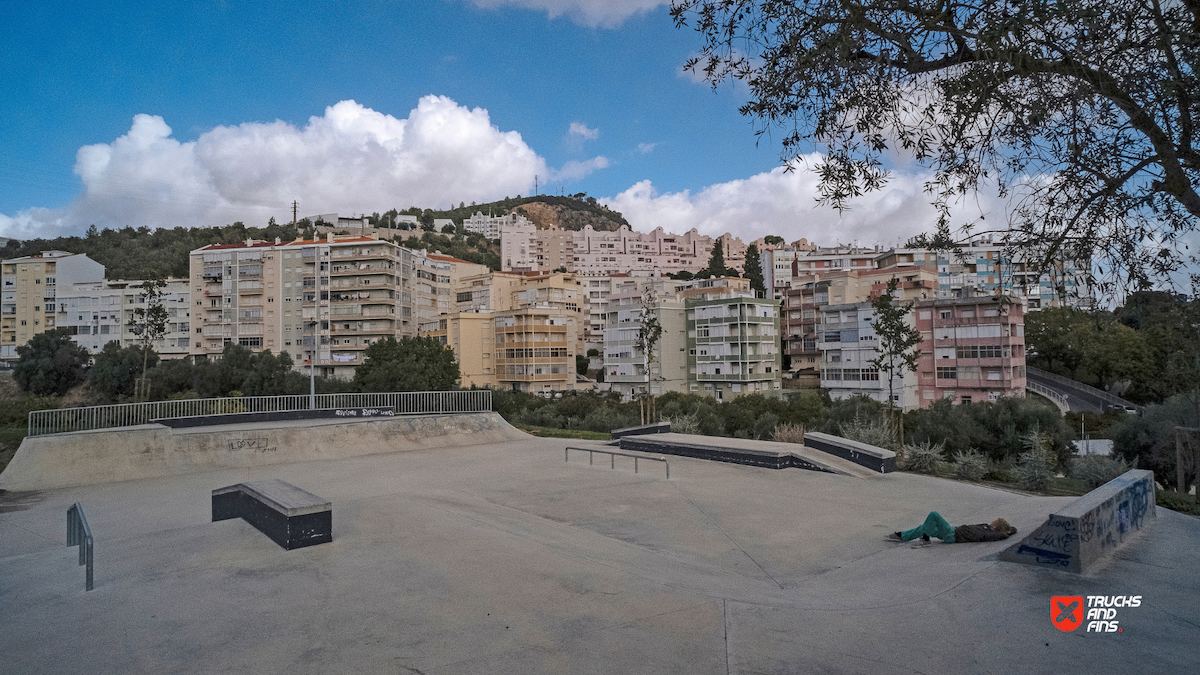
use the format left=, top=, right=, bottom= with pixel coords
left=686, top=295, right=783, bottom=400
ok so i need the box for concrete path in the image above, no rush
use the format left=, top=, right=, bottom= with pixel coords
left=2, top=434, right=1197, bottom=674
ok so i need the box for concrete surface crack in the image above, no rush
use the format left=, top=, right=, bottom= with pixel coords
left=671, top=482, right=785, bottom=589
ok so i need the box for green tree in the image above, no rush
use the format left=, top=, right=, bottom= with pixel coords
left=763, top=235, right=784, bottom=246
left=635, top=288, right=664, bottom=424
left=127, top=277, right=170, bottom=401
left=14, top=329, right=90, bottom=396
left=353, top=336, right=460, bottom=392
left=743, top=244, right=766, bottom=295
left=697, top=240, right=734, bottom=279
left=1025, top=307, right=1093, bottom=378
left=88, top=342, right=159, bottom=402
left=671, top=0, right=1200, bottom=291
left=869, top=279, right=922, bottom=416
left=575, top=354, right=589, bottom=376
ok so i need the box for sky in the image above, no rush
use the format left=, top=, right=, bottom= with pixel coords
left=0, top=0, right=1014, bottom=249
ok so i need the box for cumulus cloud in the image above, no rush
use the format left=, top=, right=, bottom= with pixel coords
left=568, top=122, right=599, bottom=141
left=605, top=157, right=1002, bottom=248
left=0, top=97, right=609, bottom=239
left=465, top=0, right=665, bottom=28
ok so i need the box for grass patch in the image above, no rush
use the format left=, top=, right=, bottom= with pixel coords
left=1157, top=490, right=1200, bottom=517
left=513, top=423, right=611, bottom=441
left=0, top=425, right=26, bottom=475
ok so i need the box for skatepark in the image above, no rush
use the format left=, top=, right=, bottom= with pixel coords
left=2, top=409, right=1198, bottom=674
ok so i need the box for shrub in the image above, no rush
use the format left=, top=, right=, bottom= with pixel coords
left=1070, top=455, right=1131, bottom=490
left=1017, top=430, right=1058, bottom=491
left=953, top=449, right=988, bottom=481
left=752, top=412, right=780, bottom=440
left=772, top=423, right=806, bottom=444
left=666, top=412, right=701, bottom=435
left=839, top=412, right=896, bottom=451
left=901, top=440, right=945, bottom=474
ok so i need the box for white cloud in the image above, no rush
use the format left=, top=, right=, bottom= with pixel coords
left=568, top=122, right=599, bottom=141
left=551, top=156, right=610, bottom=182
left=604, top=157, right=1000, bottom=248
left=465, top=0, right=665, bottom=28
left=636, top=142, right=657, bottom=154
left=0, top=97, right=574, bottom=239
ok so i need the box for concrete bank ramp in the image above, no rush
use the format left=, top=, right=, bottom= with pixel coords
left=999, top=469, right=1156, bottom=574
left=0, top=412, right=526, bottom=492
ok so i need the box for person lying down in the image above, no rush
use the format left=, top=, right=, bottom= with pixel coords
left=887, top=512, right=1017, bottom=547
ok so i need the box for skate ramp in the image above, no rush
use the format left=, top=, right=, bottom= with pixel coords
left=0, top=412, right=525, bottom=492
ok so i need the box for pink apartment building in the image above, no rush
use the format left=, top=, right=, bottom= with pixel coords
left=913, top=296, right=1027, bottom=407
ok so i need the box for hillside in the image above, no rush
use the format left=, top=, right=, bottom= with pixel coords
left=411, top=193, right=629, bottom=232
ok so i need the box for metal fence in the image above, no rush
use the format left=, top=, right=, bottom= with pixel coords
left=27, top=390, right=492, bottom=437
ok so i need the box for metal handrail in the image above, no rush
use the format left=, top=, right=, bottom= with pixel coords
left=66, top=503, right=93, bottom=591
left=1026, top=366, right=1140, bottom=410
left=565, top=446, right=670, bottom=479
left=27, top=390, right=492, bottom=437
left=1026, top=381, right=1070, bottom=414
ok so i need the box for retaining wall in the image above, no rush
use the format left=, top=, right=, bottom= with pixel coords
left=0, top=412, right=524, bottom=492
left=998, top=469, right=1156, bottom=574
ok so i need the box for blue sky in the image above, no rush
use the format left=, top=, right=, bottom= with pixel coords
left=0, top=0, right=987, bottom=247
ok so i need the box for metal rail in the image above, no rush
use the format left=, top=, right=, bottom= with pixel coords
left=565, top=446, right=670, bottom=479
left=1026, top=366, right=1140, bottom=411
left=1026, top=381, right=1070, bottom=414
left=66, top=503, right=93, bottom=592
left=27, top=390, right=492, bottom=437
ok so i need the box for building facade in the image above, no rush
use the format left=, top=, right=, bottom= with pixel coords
left=913, top=296, right=1027, bottom=406
left=603, top=291, right=688, bottom=400
left=2, top=251, right=105, bottom=362
left=686, top=293, right=782, bottom=400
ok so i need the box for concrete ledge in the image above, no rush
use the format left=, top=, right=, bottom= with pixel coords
left=999, top=469, right=1156, bottom=573
left=213, top=479, right=332, bottom=550
left=617, top=433, right=879, bottom=477
left=803, top=431, right=897, bottom=473
left=611, top=422, right=671, bottom=440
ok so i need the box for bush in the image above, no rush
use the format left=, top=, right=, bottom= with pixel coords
left=772, top=423, right=806, bottom=444
left=1017, top=431, right=1058, bottom=491
left=666, top=412, right=701, bottom=435
left=752, top=412, right=780, bottom=440
left=953, top=449, right=988, bottom=481
left=901, top=440, right=945, bottom=474
left=839, top=412, right=897, bottom=451
left=1070, top=455, right=1131, bottom=490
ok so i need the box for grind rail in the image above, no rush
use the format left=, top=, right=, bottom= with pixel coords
left=67, top=503, right=94, bottom=592
left=27, top=390, right=492, bottom=437
left=565, top=446, right=670, bottom=479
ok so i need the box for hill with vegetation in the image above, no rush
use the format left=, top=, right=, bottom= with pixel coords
left=384, top=193, right=629, bottom=232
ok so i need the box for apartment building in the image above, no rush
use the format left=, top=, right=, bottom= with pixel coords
left=817, top=302, right=920, bottom=409
left=876, top=237, right=1092, bottom=309
left=914, top=296, right=1027, bottom=406
left=57, top=278, right=192, bottom=358
left=419, top=312, right=496, bottom=388
left=2, top=251, right=105, bottom=362
left=603, top=290, right=688, bottom=400
left=499, top=218, right=539, bottom=271
left=686, top=290, right=782, bottom=400
left=464, top=211, right=529, bottom=240
left=782, top=268, right=938, bottom=385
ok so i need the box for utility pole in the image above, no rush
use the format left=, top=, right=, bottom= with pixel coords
left=292, top=201, right=298, bottom=226
left=534, top=175, right=538, bottom=196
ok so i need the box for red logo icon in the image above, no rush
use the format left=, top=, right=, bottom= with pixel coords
left=1051, top=596, right=1084, bottom=632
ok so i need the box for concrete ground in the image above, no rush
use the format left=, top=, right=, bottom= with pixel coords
left=2, top=434, right=1197, bottom=674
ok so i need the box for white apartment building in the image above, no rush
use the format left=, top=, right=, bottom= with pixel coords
left=817, top=301, right=919, bottom=410
left=465, top=211, right=531, bottom=240
left=603, top=290, right=689, bottom=400
left=58, top=278, right=192, bottom=358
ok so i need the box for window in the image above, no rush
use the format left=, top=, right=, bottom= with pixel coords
left=936, top=367, right=957, bottom=379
